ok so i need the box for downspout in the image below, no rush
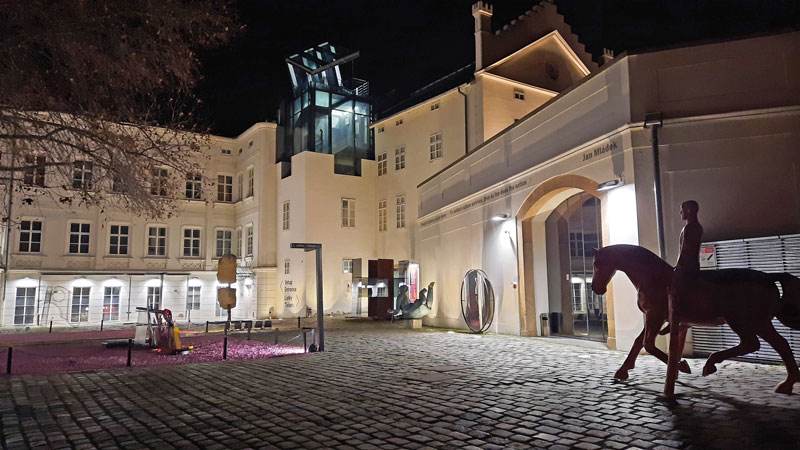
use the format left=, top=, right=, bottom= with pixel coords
left=457, top=86, right=469, bottom=155
left=644, top=112, right=666, bottom=259
left=1, top=147, right=15, bottom=326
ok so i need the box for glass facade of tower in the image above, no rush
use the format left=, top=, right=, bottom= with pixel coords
left=279, top=43, right=373, bottom=176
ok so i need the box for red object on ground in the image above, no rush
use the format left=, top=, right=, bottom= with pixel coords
left=0, top=335, right=303, bottom=375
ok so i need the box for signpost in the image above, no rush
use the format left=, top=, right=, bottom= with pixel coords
left=290, top=243, right=324, bottom=352
left=217, top=254, right=238, bottom=339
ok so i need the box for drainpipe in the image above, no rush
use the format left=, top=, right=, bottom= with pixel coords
left=644, top=112, right=666, bottom=259
left=457, top=86, right=469, bottom=155
left=1, top=147, right=15, bottom=326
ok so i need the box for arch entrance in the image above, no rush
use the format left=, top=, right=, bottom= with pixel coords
left=515, top=174, right=612, bottom=343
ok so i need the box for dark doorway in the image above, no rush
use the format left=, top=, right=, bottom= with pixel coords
left=545, top=192, right=607, bottom=341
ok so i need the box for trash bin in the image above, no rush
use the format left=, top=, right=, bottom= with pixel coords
left=540, top=313, right=550, bottom=337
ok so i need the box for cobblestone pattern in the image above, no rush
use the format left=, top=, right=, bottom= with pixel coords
left=1, top=320, right=800, bottom=449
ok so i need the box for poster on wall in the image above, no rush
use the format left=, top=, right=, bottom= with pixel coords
left=699, top=245, right=717, bottom=269
left=407, top=263, right=420, bottom=301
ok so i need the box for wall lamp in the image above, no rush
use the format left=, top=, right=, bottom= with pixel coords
left=491, top=213, right=510, bottom=221
left=597, top=179, right=624, bottom=191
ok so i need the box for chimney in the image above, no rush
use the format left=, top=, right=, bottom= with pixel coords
left=600, top=48, right=615, bottom=66
left=472, top=2, right=493, bottom=70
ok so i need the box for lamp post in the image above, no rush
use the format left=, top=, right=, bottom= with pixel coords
left=291, top=243, right=324, bottom=352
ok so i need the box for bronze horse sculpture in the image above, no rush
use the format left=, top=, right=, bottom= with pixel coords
left=591, top=244, right=800, bottom=394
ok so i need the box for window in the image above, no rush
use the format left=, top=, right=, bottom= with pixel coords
left=187, top=286, right=201, bottom=311
left=185, top=173, right=202, bottom=200
left=147, top=286, right=161, bottom=310
left=111, top=173, right=124, bottom=193
left=430, top=102, right=440, bottom=111
left=103, top=287, right=120, bottom=320
left=70, top=287, right=90, bottom=323
left=429, top=132, right=443, bottom=160
left=183, top=228, right=201, bottom=257
left=246, top=225, right=253, bottom=256
left=395, top=146, right=405, bottom=171
left=217, top=175, right=232, bottom=202
left=378, top=200, right=387, bottom=232
left=236, top=227, right=242, bottom=257
left=72, top=161, right=93, bottom=189
left=221, top=148, right=232, bottom=155
left=284, top=259, right=290, bottom=275
left=23, top=155, right=46, bottom=187
left=396, top=196, right=406, bottom=228
left=514, top=90, right=525, bottom=100
left=14, top=287, right=36, bottom=325
left=377, top=126, right=384, bottom=133
left=343, top=259, right=353, bottom=274
left=395, top=119, right=403, bottom=126
left=282, top=201, right=290, bottom=230
left=215, top=298, right=224, bottom=317
left=18, top=220, right=42, bottom=253
left=147, top=226, right=167, bottom=256
left=108, top=225, right=129, bottom=255
left=216, top=229, right=232, bottom=257
left=237, top=173, right=243, bottom=201
left=68, top=222, right=91, bottom=254
left=377, top=152, right=387, bottom=176
left=341, top=198, right=356, bottom=228
left=150, top=168, right=168, bottom=197
left=247, top=166, right=255, bottom=198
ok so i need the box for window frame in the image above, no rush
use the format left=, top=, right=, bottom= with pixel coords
left=186, top=286, right=201, bottom=311
left=216, top=174, right=233, bottom=202
left=18, top=219, right=43, bottom=253
left=70, top=286, right=91, bottom=323
left=215, top=228, right=233, bottom=258
left=14, top=287, right=36, bottom=325
left=514, top=90, right=525, bottom=100
left=68, top=221, right=91, bottom=255
left=396, top=195, right=406, bottom=229
left=343, top=259, right=353, bottom=274
left=150, top=168, right=169, bottom=197
left=108, top=224, right=130, bottom=256
left=378, top=200, right=387, bottom=232
left=103, top=286, right=121, bottom=321
left=146, top=225, right=167, bottom=257
left=282, top=201, right=290, bottom=231
left=429, top=132, right=443, bottom=160
left=377, top=152, right=387, bottom=176
left=23, top=155, right=46, bottom=187
left=341, top=198, right=356, bottom=228
left=284, top=259, right=290, bottom=275
left=182, top=227, right=202, bottom=258
left=185, top=173, right=203, bottom=200
left=245, top=224, right=254, bottom=257
left=247, top=166, right=255, bottom=198
left=72, top=161, right=93, bottom=190
left=394, top=146, right=406, bottom=171
left=147, top=286, right=161, bottom=310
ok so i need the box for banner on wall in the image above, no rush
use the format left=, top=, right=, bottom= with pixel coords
left=407, top=263, right=419, bottom=301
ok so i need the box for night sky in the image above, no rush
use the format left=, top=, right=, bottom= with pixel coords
left=197, top=0, right=799, bottom=137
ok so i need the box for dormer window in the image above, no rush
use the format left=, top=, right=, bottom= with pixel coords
left=430, top=102, right=440, bottom=111
left=221, top=149, right=232, bottom=155
left=395, top=119, right=403, bottom=126
left=514, top=90, right=525, bottom=100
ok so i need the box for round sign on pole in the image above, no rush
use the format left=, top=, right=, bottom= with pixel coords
left=460, top=269, right=495, bottom=333
left=217, top=254, right=237, bottom=284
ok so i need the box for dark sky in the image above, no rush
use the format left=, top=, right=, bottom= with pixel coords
left=197, top=0, right=799, bottom=137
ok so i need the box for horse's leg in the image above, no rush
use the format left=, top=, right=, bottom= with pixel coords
left=756, top=321, right=800, bottom=394
left=702, top=321, right=760, bottom=376
left=615, top=328, right=644, bottom=380
left=642, top=317, right=692, bottom=374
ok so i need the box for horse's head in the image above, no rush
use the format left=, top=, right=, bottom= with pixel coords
left=591, top=247, right=616, bottom=295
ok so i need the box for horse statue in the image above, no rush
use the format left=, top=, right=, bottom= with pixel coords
left=389, top=282, right=435, bottom=319
left=591, top=244, right=800, bottom=394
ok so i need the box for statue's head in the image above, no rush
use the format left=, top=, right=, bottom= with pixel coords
left=680, top=200, right=699, bottom=221
left=591, top=247, right=616, bottom=295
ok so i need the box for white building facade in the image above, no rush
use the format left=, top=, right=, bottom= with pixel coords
left=3, top=2, right=799, bottom=359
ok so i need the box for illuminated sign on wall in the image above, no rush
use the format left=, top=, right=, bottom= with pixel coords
left=407, top=263, right=420, bottom=301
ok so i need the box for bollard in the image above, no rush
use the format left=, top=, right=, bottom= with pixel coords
left=205, top=321, right=209, bottom=334
left=6, top=347, right=12, bottom=374
left=297, top=316, right=301, bottom=328
left=49, top=320, right=53, bottom=334
left=127, top=339, right=132, bottom=367
left=100, top=319, right=104, bottom=331
left=303, top=331, right=307, bottom=353
left=223, top=336, right=228, bottom=360
left=247, top=327, right=251, bottom=341
left=274, top=328, right=279, bottom=345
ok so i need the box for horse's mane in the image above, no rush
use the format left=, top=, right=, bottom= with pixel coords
left=598, top=244, right=673, bottom=272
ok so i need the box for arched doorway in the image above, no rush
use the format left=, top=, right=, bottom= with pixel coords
left=544, top=192, right=607, bottom=340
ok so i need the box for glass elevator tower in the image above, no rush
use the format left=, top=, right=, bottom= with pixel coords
left=279, top=42, right=373, bottom=176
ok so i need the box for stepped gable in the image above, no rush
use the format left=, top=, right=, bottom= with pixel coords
left=474, top=1, right=597, bottom=72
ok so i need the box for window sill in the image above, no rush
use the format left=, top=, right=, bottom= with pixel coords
left=142, top=256, right=168, bottom=260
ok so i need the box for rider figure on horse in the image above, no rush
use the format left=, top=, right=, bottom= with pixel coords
left=673, top=200, right=703, bottom=298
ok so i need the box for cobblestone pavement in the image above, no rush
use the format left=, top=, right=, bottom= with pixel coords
left=2, top=319, right=800, bottom=449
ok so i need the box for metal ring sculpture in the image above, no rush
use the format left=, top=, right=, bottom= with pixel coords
left=460, top=269, right=495, bottom=333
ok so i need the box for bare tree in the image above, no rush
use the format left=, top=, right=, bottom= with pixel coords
left=0, top=0, right=239, bottom=218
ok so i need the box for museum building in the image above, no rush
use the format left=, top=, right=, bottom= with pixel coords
left=2, top=1, right=799, bottom=360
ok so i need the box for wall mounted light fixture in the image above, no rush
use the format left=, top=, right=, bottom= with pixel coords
left=597, top=179, right=624, bottom=191
left=491, top=213, right=510, bottom=221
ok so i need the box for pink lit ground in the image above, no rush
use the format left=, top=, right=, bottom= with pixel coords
left=0, top=332, right=304, bottom=375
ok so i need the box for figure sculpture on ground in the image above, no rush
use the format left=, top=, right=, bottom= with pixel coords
left=664, top=200, right=704, bottom=394
left=389, top=282, right=435, bottom=319
left=591, top=244, right=800, bottom=395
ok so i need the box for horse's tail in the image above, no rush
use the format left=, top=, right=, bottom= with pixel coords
left=773, top=273, right=800, bottom=330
